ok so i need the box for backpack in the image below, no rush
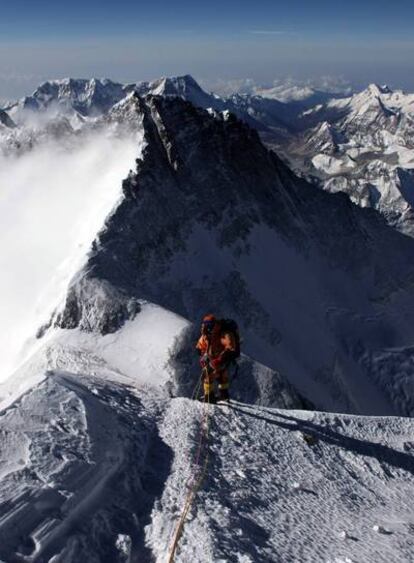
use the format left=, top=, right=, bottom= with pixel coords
left=219, top=318, right=241, bottom=358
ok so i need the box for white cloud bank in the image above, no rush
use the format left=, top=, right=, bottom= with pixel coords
left=0, top=129, right=142, bottom=381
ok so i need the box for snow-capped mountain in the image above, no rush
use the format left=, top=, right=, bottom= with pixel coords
left=1, top=372, right=413, bottom=562
left=0, top=76, right=222, bottom=156
left=6, top=77, right=136, bottom=121
left=140, top=74, right=224, bottom=110
left=3, top=86, right=414, bottom=413
left=134, top=75, right=296, bottom=134
left=0, top=91, right=144, bottom=156
left=1, top=75, right=303, bottom=144
left=11, top=92, right=413, bottom=418
left=281, top=84, right=414, bottom=234
left=256, top=81, right=317, bottom=102
left=165, top=78, right=414, bottom=237
left=304, top=84, right=414, bottom=149
left=206, top=76, right=353, bottom=101
left=0, top=74, right=347, bottom=158
left=1, top=79, right=414, bottom=562
left=5, top=75, right=220, bottom=125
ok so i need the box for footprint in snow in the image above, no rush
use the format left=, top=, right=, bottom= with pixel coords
left=302, top=433, right=319, bottom=446
left=338, top=531, right=359, bottom=542
left=291, top=482, right=318, bottom=496
left=373, top=524, right=393, bottom=535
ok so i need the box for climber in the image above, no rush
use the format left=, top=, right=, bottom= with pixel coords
left=195, top=314, right=240, bottom=404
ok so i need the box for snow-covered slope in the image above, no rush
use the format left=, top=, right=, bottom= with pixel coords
left=0, top=299, right=411, bottom=562
left=1, top=369, right=413, bottom=562
left=0, top=293, right=307, bottom=561
left=150, top=400, right=414, bottom=563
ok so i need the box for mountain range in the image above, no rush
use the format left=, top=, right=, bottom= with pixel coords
left=1, top=75, right=414, bottom=562
left=3, top=75, right=414, bottom=235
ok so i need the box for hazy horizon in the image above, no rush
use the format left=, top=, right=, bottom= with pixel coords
left=1, top=0, right=414, bottom=100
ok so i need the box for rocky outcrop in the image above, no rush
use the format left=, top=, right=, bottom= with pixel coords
left=0, top=109, right=15, bottom=128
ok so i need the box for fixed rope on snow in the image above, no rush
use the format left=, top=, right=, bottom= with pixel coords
left=168, top=313, right=242, bottom=561
left=167, top=370, right=212, bottom=563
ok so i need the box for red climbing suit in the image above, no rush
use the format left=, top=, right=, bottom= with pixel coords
left=196, top=315, right=236, bottom=402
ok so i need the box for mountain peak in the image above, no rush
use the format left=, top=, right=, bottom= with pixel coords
left=143, top=74, right=222, bottom=111
left=13, top=77, right=134, bottom=117
left=366, top=83, right=393, bottom=97
left=347, top=83, right=397, bottom=117
left=149, top=74, right=204, bottom=96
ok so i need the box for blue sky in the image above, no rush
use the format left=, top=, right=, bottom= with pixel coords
left=0, top=0, right=414, bottom=98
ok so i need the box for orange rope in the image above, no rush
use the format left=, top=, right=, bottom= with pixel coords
left=167, top=375, right=212, bottom=563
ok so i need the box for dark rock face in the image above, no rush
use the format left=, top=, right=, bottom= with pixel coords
left=55, top=94, right=414, bottom=414
left=89, top=94, right=413, bottom=295
left=70, top=95, right=308, bottom=332
left=0, top=109, right=15, bottom=128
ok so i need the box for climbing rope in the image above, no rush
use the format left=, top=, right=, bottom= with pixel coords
left=191, top=372, right=203, bottom=401
left=167, top=370, right=212, bottom=563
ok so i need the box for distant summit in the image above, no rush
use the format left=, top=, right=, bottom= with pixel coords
left=7, top=78, right=135, bottom=118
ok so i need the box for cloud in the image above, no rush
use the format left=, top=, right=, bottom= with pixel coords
left=202, top=75, right=354, bottom=98
left=199, top=77, right=257, bottom=96
left=0, top=126, right=141, bottom=381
